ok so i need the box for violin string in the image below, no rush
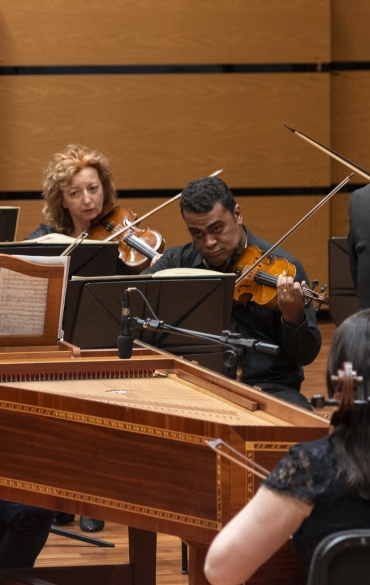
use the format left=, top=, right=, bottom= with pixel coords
left=253, top=271, right=278, bottom=287
left=239, top=269, right=326, bottom=303
left=123, top=233, right=158, bottom=259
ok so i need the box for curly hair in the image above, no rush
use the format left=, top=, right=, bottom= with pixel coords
left=179, top=176, right=236, bottom=216
left=42, top=144, right=116, bottom=233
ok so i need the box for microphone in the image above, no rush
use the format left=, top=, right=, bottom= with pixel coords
left=117, top=290, right=133, bottom=359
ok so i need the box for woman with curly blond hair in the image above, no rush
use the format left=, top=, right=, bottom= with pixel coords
left=26, top=144, right=116, bottom=240
left=26, top=145, right=119, bottom=532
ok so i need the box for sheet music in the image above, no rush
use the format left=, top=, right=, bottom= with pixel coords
left=0, top=268, right=48, bottom=335
left=12, top=254, right=71, bottom=339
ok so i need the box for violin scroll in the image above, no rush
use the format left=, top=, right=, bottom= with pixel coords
left=303, top=279, right=329, bottom=312
left=311, top=362, right=364, bottom=426
left=330, top=362, right=363, bottom=426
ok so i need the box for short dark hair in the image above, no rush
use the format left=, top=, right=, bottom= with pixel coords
left=179, top=176, right=236, bottom=216
left=327, top=309, right=370, bottom=498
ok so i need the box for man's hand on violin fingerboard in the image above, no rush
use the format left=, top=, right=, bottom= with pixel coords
left=277, top=275, right=305, bottom=327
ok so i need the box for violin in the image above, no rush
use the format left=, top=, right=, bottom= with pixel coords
left=87, top=205, right=166, bottom=273
left=86, top=169, right=224, bottom=273
left=231, top=173, right=355, bottom=310
left=232, top=245, right=329, bottom=309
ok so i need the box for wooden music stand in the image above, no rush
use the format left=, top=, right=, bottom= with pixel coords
left=0, top=254, right=76, bottom=358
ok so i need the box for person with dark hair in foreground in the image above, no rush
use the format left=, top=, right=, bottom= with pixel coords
left=143, top=176, right=321, bottom=410
left=0, top=501, right=54, bottom=568
left=204, top=309, right=370, bottom=585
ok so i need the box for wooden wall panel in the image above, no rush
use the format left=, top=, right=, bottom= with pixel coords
left=330, top=71, right=369, bottom=238
left=0, top=0, right=330, bottom=66
left=8, top=195, right=329, bottom=287
left=332, top=1, right=370, bottom=61
left=331, top=72, right=370, bottom=185
left=330, top=193, right=350, bottom=238
left=0, top=73, right=330, bottom=191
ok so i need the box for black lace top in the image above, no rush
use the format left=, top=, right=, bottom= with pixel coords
left=262, top=435, right=370, bottom=569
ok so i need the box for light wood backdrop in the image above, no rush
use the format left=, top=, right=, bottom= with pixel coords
left=332, top=0, right=370, bottom=62
left=0, top=0, right=329, bottom=65
left=0, top=73, right=330, bottom=191
left=1, top=0, right=370, bottom=285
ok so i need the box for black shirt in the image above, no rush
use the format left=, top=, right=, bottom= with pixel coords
left=263, top=434, right=370, bottom=570
left=143, top=227, right=322, bottom=391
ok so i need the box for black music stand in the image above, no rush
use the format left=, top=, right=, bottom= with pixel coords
left=63, top=272, right=235, bottom=372
left=0, top=207, right=20, bottom=241
left=0, top=241, right=120, bottom=278
left=328, top=237, right=359, bottom=326
left=50, top=525, right=114, bottom=547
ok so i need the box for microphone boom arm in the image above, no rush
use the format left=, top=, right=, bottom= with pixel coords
left=128, top=316, right=279, bottom=367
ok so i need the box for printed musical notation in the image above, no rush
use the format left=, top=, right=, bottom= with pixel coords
left=0, top=268, right=48, bottom=335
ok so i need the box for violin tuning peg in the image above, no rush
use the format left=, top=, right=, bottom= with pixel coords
left=314, top=298, right=325, bottom=313
left=311, top=279, right=318, bottom=289
left=320, top=283, right=327, bottom=293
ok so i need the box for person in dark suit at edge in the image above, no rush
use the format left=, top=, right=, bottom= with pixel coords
left=348, top=183, right=370, bottom=309
left=0, top=501, right=54, bottom=568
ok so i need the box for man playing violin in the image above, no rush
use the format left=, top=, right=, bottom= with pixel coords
left=143, top=176, right=322, bottom=410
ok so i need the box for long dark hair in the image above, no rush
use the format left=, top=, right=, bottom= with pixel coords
left=326, top=309, right=370, bottom=498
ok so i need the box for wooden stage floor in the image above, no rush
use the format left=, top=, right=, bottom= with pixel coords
left=35, top=317, right=337, bottom=584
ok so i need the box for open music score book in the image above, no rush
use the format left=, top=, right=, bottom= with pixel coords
left=0, top=254, right=69, bottom=344
left=70, top=267, right=225, bottom=281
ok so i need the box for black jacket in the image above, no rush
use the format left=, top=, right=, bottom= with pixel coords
left=143, top=227, right=322, bottom=390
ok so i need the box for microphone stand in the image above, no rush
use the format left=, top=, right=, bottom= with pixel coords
left=117, top=287, right=279, bottom=367
left=126, top=316, right=280, bottom=367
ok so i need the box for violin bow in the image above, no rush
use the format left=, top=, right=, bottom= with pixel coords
left=103, top=168, right=224, bottom=243
left=284, top=125, right=370, bottom=182
left=60, top=231, right=88, bottom=256
left=235, top=172, right=354, bottom=285
left=206, top=438, right=269, bottom=480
